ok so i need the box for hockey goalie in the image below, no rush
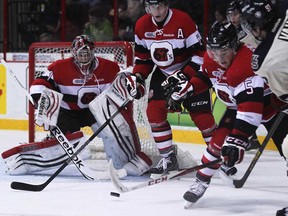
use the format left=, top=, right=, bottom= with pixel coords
left=1, top=35, right=152, bottom=178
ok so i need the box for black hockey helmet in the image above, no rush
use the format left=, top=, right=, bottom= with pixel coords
left=241, top=0, right=278, bottom=30
left=145, top=0, right=169, bottom=15
left=207, top=22, right=239, bottom=51
left=226, top=0, right=244, bottom=15
left=145, top=0, right=169, bottom=5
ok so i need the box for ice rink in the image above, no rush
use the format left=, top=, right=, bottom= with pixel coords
left=0, top=129, right=287, bottom=216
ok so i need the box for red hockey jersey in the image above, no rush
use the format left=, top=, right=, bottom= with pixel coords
left=30, top=57, right=120, bottom=110
left=191, top=45, right=277, bottom=137
left=133, top=8, right=203, bottom=78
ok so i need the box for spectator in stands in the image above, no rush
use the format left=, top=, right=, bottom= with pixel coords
left=114, top=18, right=134, bottom=41
left=39, top=0, right=61, bottom=41
left=118, top=0, right=145, bottom=23
left=39, top=32, right=58, bottom=42
left=213, top=3, right=228, bottom=25
left=65, top=1, right=89, bottom=41
left=83, top=6, right=114, bottom=41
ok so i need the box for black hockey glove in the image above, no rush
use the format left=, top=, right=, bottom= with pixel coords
left=161, top=70, right=187, bottom=97
left=125, top=74, right=145, bottom=99
left=221, top=135, right=249, bottom=167
left=161, top=70, right=193, bottom=102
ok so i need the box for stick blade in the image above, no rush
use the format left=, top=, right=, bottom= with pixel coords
left=10, top=181, right=45, bottom=192
left=233, top=180, right=244, bottom=189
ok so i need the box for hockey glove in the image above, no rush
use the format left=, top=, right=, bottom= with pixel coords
left=170, top=80, right=194, bottom=102
left=221, top=135, right=249, bottom=167
left=161, top=70, right=187, bottom=97
left=125, top=74, right=145, bottom=99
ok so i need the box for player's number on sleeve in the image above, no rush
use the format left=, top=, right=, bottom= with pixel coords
left=244, top=80, right=253, bottom=94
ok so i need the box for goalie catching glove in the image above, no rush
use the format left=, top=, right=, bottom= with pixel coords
left=161, top=70, right=194, bottom=102
left=221, top=135, right=249, bottom=167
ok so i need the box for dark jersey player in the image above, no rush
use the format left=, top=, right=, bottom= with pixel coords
left=240, top=1, right=288, bottom=215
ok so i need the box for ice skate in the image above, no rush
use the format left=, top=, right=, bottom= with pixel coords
left=276, top=207, right=288, bottom=216
left=183, top=179, right=209, bottom=208
left=149, top=152, right=179, bottom=178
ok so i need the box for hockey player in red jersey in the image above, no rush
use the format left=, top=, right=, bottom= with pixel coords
left=126, top=0, right=216, bottom=177
left=162, top=22, right=288, bottom=207
left=240, top=1, right=288, bottom=215
left=2, top=35, right=152, bottom=177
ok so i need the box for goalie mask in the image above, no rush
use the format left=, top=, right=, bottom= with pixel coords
left=71, top=35, right=97, bottom=77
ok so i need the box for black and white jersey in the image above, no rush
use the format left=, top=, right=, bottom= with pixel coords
left=251, top=1, right=288, bottom=102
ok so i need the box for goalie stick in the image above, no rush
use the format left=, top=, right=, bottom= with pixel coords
left=0, top=59, right=35, bottom=106
left=221, top=111, right=286, bottom=188
left=10, top=98, right=131, bottom=191
left=108, top=158, right=222, bottom=193
left=1, top=59, right=106, bottom=181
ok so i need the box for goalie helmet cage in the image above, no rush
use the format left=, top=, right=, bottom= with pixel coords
left=28, top=41, right=158, bottom=158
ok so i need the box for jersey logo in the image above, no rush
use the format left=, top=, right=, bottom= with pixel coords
left=145, top=29, right=164, bottom=38
left=145, top=32, right=156, bottom=38
left=150, top=41, right=174, bottom=66
left=153, top=48, right=169, bottom=61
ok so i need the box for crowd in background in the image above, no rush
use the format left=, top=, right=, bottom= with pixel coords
left=2, top=0, right=233, bottom=52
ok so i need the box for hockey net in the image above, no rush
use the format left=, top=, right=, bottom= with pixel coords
left=28, top=41, right=196, bottom=168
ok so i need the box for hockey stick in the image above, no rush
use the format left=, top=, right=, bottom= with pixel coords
left=0, top=59, right=35, bottom=105
left=109, top=158, right=222, bottom=193
left=10, top=99, right=130, bottom=191
left=232, top=111, right=285, bottom=188
left=1, top=58, right=103, bottom=181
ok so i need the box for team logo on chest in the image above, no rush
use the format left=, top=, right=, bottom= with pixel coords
left=150, top=41, right=174, bottom=66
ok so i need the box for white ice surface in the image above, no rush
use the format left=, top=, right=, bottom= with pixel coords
left=0, top=130, right=287, bottom=216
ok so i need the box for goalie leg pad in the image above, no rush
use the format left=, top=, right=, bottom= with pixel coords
left=1, top=131, right=90, bottom=175
left=89, top=73, right=152, bottom=175
left=122, top=155, right=151, bottom=176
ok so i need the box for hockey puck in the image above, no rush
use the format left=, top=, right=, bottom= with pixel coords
left=110, top=192, right=120, bottom=197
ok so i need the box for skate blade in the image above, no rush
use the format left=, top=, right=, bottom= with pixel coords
left=184, top=201, right=194, bottom=209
